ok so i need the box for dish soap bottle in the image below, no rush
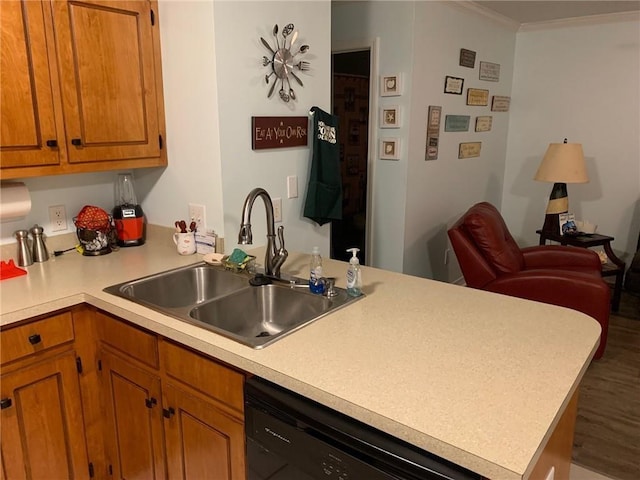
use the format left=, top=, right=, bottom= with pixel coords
left=346, top=248, right=362, bottom=297
left=309, top=246, right=324, bottom=294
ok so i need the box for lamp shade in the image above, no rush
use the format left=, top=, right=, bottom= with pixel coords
left=534, top=143, right=589, bottom=184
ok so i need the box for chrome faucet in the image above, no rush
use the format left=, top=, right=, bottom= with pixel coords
left=238, top=188, right=288, bottom=277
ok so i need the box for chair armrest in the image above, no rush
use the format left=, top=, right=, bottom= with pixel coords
left=484, top=270, right=610, bottom=358
left=522, top=246, right=601, bottom=270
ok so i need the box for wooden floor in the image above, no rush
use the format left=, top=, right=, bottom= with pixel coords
left=572, top=292, right=640, bottom=480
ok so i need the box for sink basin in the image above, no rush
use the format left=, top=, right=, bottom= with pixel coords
left=189, top=284, right=340, bottom=345
left=104, top=262, right=362, bottom=348
left=112, top=264, right=247, bottom=308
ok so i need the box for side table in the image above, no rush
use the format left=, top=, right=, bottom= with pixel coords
left=536, top=230, right=625, bottom=312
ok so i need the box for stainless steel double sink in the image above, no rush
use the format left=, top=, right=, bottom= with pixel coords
left=104, top=263, right=361, bottom=348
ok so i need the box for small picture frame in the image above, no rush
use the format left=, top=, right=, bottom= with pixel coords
left=444, top=75, right=464, bottom=95
left=380, top=138, right=400, bottom=160
left=380, top=106, right=401, bottom=128
left=380, top=74, right=402, bottom=96
left=559, top=213, right=578, bottom=236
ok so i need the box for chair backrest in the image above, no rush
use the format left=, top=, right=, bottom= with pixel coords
left=448, top=202, right=524, bottom=288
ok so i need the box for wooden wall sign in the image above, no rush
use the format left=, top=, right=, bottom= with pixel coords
left=479, top=61, right=500, bottom=82
left=475, top=116, right=493, bottom=132
left=252, top=116, right=308, bottom=150
left=466, top=88, right=489, bottom=106
left=459, top=49, right=476, bottom=68
left=459, top=142, right=482, bottom=159
left=491, top=96, right=511, bottom=112
left=425, top=105, right=441, bottom=161
left=444, top=115, right=470, bottom=132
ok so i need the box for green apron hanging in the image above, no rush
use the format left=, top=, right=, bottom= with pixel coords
left=303, top=106, right=342, bottom=226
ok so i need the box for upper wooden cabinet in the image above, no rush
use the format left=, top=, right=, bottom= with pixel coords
left=0, top=0, right=64, bottom=169
left=0, top=0, right=167, bottom=179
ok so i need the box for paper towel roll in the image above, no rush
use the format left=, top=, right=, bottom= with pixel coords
left=0, top=182, right=32, bottom=222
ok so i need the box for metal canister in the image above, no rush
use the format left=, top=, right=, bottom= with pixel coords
left=30, top=224, right=49, bottom=262
left=15, top=230, right=33, bottom=266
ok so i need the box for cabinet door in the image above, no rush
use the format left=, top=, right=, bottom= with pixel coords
left=0, top=351, right=89, bottom=479
left=52, top=0, right=162, bottom=164
left=0, top=0, right=64, bottom=168
left=101, top=349, right=166, bottom=480
left=163, top=383, right=246, bottom=480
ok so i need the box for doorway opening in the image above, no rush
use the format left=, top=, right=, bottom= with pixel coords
left=331, top=50, right=371, bottom=264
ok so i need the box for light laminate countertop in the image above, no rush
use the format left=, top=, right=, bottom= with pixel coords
left=0, top=225, right=600, bottom=480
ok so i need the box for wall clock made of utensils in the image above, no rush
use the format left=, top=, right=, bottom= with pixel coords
left=260, top=23, right=310, bottom=103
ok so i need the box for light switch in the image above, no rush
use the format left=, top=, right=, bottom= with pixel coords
left=287, top=175, right=298, bottom=198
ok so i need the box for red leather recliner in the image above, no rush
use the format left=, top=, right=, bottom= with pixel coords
left=448, top=202, right=610, bottom=359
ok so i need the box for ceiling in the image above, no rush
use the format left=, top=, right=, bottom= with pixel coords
left=474, top=1, right=640, bottom=24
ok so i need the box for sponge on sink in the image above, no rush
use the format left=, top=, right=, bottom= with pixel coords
left=228, top=248, right=249, bottom=264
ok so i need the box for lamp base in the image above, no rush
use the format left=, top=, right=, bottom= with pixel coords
left=541, top=213, right=561, bottom=235
left=541, top=182, right=569, bottom=235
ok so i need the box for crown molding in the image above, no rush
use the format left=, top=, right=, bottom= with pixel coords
left=519, top=10, right=640, bottom=32
left=451, top=1, right=521, bottom=31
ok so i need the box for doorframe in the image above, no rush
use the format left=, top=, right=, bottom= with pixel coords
left=331, top=37, right=379, bottom=266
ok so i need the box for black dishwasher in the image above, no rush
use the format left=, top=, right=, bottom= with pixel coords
left=245, top=377, right=481, bottom=480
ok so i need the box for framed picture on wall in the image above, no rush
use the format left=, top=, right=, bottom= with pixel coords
left=380, top=138, right=400, bottom=160
left=380, top=106, right=401, bottom=128
left=444, top=75, right=464, bottom=95
left=380, top=74, right=402, bottom=96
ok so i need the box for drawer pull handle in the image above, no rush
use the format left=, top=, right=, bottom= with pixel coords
left=28, top=334, right=42, bottom=345
left=0, top=398, right=12, bottom=410
left=163, top=407, right=175, bottom=419
left=71, top=138, right=82, bottom=146
left=46, top=139, right=58, bottom=147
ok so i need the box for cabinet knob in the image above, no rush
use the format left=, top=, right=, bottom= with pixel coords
left=163, top=407, right=175, bottom=418
left=0, top=398, right=12, bottom=410
left=46, top=139, right=58, bottom=148
left=71, top=138, right=82, bottom=146
left=145, top=397, right=157, bottom=409
left=28, top=334, right=42, bottom=345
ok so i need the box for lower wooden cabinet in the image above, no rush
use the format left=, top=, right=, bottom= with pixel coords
left=1, top=307, right=246, bottom=480
left=101, top=348, right=166, bottom=479
left=163, top=382, right=245, bottom=479
left=0, top=351, right=90, bottom=479
left=96, top=312, right=246, bottom=480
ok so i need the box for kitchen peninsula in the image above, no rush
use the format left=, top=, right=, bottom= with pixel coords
left=0, top=225, right=600, bottom=480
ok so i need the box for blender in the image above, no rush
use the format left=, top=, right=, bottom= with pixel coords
left=113, top=173, right=145, bottom=247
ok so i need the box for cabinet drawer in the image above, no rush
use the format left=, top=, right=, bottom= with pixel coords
left=1, top=311, right=74, bottom=365
left=160, top=340, right=244, bottom=414
left=97, top=312, right=158, bottom=369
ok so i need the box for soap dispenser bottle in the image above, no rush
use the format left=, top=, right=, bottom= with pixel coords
left=346, top=248, right=362, bottom=297
left=309, top=246, right=324, bottom=294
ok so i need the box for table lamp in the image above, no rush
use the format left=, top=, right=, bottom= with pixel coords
left=534, top=138, right=588, bottom=234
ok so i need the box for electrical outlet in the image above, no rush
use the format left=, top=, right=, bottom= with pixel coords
left=49, top=205, right=67, bottom=232
left=273, top=197, right=282, bottom=223
left=188, top=203, right=206, bottom=232
left=444, top=248, right=451, bottom=265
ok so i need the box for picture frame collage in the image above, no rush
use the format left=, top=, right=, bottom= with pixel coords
left=427, top=48, right=510, bottom=160
left=379, top=73, right=402, bottom=161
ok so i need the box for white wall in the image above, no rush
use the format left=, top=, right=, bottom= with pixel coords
left=213, top=1, right=332, bottom=258
left=332, top=1, right=416, bottom=272
left=1, top=172, right=118, bottom=245
left=137, top=0, right=225, bottom=241
left=404, top=2, right=517, bottom=280
left=502, top=13, right=640, bottom=261
left=332, top=1, right=518, bottom=279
